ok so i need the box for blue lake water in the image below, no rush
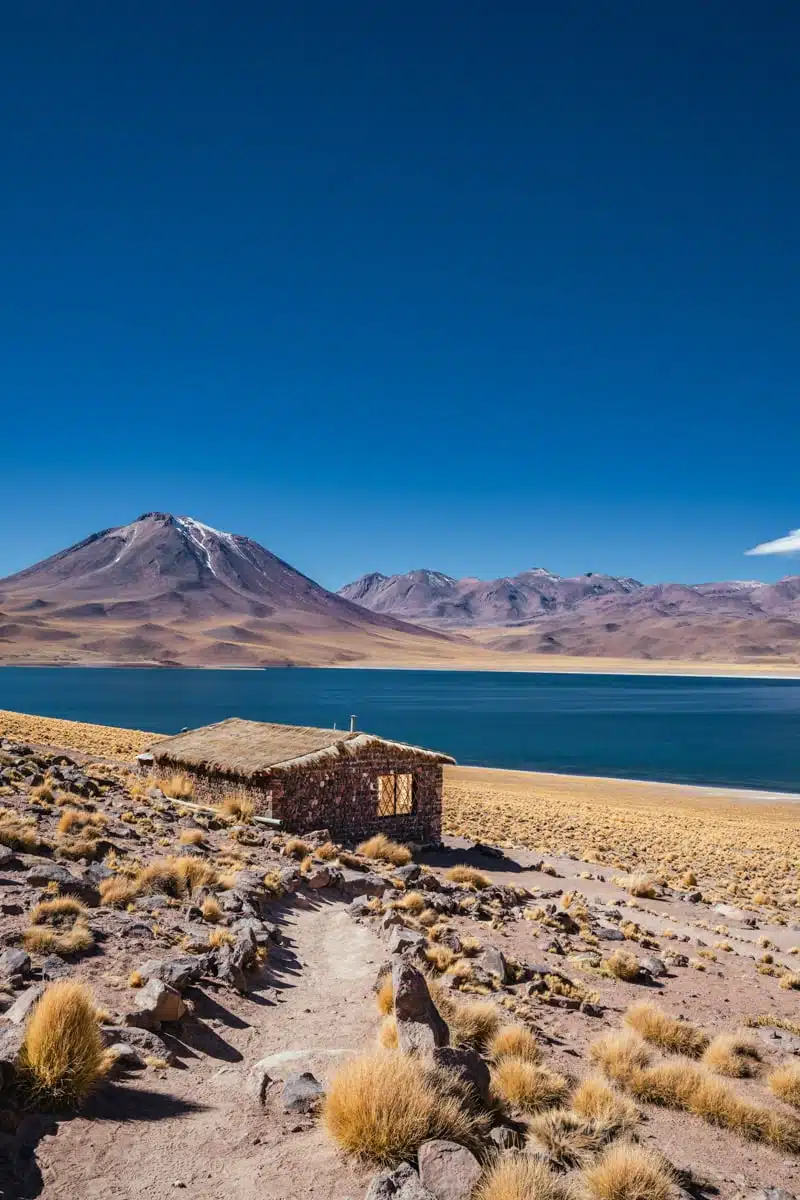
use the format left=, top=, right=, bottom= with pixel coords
left=1, top=667, right=799, bottom=792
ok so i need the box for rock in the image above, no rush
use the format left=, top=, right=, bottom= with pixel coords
left=549, top=910, right=580, bottom=934
left=133, top=978, right=186, bottom=1023
left=107, top=1042, right=144, bottom=1071
left=749, top=1192, right=796, bottom=1200
left=349, top=895, right=373, bottom=919
left=366, top=1163, right=436, bottom=1200
left=381, top=911, right=405, bottom=931
left=392, top=962, right=449, bottom=1054
left=489, top=1124, right=525, bottom=1149
left=231, top=917, right=272, bottom=947
left=0, top=846, right=15, bottom=868
left=25, top=863, right=99, bottom=906
left=666, top=953, right=689, bottom=968
left=580, top=1000, right=604, bottom=1017
left=685, top=890, right=703, bottom=903
left=431, top=1046, right=491, bottom=1106
left=389, top=927, right=426, bottom=955
left=83, top=862, right=113, bottom=886
left=278, top=865, right=302, bottom=894
left=480, top=947, right=507, bottom=984
left=281, top=1070, right=325, bottom=1113
left=304, top=866, right=331, bottom=890
left=100, top=1024, right=176, bottom=1064
left=2, top=983, right=45, bottom=1024
left=40, top=954, right=71, bottom=981
left=393, top=864, right=422, bottom=886
left=336, top=868, right=388, bottom=898
left=641, top=956, right=667, bottom=978
left=0, top=949, right=30, bottom=982
left=246, top=1059, right=274, bottom=1106
left=213, top=945, right=248, bottom=993
left=417, top=1140, right=481, bottom=1200
left=0, top=1022, right=25, bottom=1088
left=595, top=924, right=626, bottom=941
left=135, top=956, right=210, bottom=991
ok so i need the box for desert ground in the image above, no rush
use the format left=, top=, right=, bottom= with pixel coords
left=0, top=710, right=798, bottom=1200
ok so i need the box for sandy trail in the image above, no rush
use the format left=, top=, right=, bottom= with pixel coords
left=29, top=896, right=381, bottom=1200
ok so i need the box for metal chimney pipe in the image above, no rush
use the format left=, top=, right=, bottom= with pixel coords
left=349, top=714, right=357, bottom=732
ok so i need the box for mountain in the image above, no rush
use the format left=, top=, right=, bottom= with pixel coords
left=0, top=513, right=452, bottom=668
left=338, top=567, right=800, bottom=664
left=338, top=567, right=645, bottom=625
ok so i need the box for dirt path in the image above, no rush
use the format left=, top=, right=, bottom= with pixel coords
left=28, top=895, right=382, bottom=1200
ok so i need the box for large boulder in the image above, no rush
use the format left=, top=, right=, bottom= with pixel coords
left=0, top=949, right=31, bottom=984
left=480, top=947, right=508, bottom=984
left=335, top=868, right=388, bottom=899
left=431, top=1046, right=491, bottom=1107
left=135, top=956, right=210, bottom=991
left=417, top=1140, right=481, bottom=1200
left=392, top=963, right=449, bottom=1054
left=100, top=1024, right=176, bottom=1064
left=388, top=928, right=426, bottom=956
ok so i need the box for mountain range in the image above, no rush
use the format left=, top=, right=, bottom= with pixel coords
left=339, top=567, right=800, bottom=663
left=0, top=514, right=798, bottom=668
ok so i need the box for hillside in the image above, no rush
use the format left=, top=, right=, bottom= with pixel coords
left=0, top=514, right=453, bottom=668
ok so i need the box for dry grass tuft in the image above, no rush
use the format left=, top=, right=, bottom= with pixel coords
left=528, top=1109, right=606, bottom=1170
left=323, top=1050, right=486, bottom=1166
left=580, top=1141, right=676, bottom=1200
left=589, top=1031, right=652, bottom=1086
left=378, top=1015, right=398, bottom=1049
left=315, top=841, right=338, bottom=860
left=624, top=1001, right=709, bottom=1058
left=0, top=810, right=43, bottom=852
left=446, top=864, right=491, bottom=889
left=489, top=1023, right=541, bottom=1065
left=19, top=981, right=106, bottom=1105
left=137, top=855, right=215, bottom=897
left=128, top=970, right=144, bottom=988
left=571, top=1075, right=640, bottom=1134
left=604, top=950, right=641, bottom=982
left=23, top=922, right=94, bottom=956
left=356, top=833, right=412, bottom=866
left=376, top=977, right=394, bottom=1016
left=474, top=1153, right=568, bottom=1200
left=623, top=872, right=659, bottom=899
left=201, top=896, right=223, bottom=923
left=99, top=876, right=140, bottom=908
left=178, top=828, right=204, bottom=846
left=425, top=944, right=456, bottom=973
left=491, top=1058, right=569, bottom=1114
left=779, top=971, right=800, bottom=991
left=395, top=890, right=426, bottom=914
left=30, top=896, right=86, bottom=926
left=57, top=809, right=106, bottom=837
left=284, top=837, right=312, bottom=860
left=29, top=783, right=57, bottom=805
left=768, top=1061, right=800, bottom=1108
left=220, top=792, right=255, bottom=824
left=208, top=928, right=236, bottom=948
left=702, top=1032, right=762, bottom=1078
left=161, top=773, right=194, bottom=799
left=448, top=998, right=504, bottom=1051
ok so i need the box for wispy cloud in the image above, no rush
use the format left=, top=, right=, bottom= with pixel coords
left=745, top=528, right=800, bottom=556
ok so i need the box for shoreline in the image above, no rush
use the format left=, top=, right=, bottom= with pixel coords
left=2, top=708, right=800, bottom=805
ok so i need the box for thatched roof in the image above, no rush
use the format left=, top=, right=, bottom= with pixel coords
left=149, top=718, right=455, bottom=778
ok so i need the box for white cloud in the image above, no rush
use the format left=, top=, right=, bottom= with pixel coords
left=745, top=528, right=800, bottom=556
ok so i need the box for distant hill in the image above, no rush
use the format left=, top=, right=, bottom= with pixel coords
left=339, top=567, right=800, bottom=663
left=0, top=513, right=450, bottom=667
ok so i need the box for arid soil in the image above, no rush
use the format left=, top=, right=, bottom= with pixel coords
left=1, top=712, right=799, bottom=1199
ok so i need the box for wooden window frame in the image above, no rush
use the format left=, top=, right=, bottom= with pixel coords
left=376, top=771, right=415, bottom=817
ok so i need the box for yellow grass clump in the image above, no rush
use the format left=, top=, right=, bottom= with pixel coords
left=446, top=864, right=491, bottom=889
left=589, top=1031, right=652, bottom=1086
left=24, top=923, right=94, bottom=956
left=489, top=1023, right=541, bottom=1065
left=220, top=792, right=255, bottom=824
left=527, top=1109, right=607, bottom=1170
left=580, top=1142, right=675, bottom=1200
left=780, top=971, right=800, bottom=991
left=0, top=810, right=43, bottom=853
left=604, top=950, right=641, bottom=982
left=99, top=876, right=140, bottom=908
left=137, top=855, right=215, bottom=897
left=376, top=976, right=394, bottom=1016
left=395, top=890, right=426, bottom=914
left=323, top=1050, right=486, bottom=1166
left=19, top=981, right=107, bottom=1105
left=208, top=928, right=236, bottom=948
left=491, top=1058, right=569, bottom=1114
left=702, top=1032, right=762, bottom=1078
left=161, top=773, right=194, bottom=799
left=284, top=837, right=312, bottom=860
left=356, top=833, right=412, bottom=866
left=315, top=840, right=338, bottom=861
left=571, top=1075, right=640, bottom=1134
left=768, top=1061, right=800, bottom=1108
left=178, top=828, right=204, bottom=846
left=57, top=809, right=105, bottom=837
left=623, top=873, right=659, bottom=899
left=624, top=1001, right=709, bottom=1058
left=475, top=1153, right=569, bottom=1200
left=201, top=896, right=223, bottom=923
left=29, top=896, right=86, bottom=926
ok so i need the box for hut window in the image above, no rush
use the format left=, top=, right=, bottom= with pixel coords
left=377, top=772, right=415, bottom=816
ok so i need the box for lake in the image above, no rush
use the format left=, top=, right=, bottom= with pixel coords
left=1, top=666, right=799, bottom=792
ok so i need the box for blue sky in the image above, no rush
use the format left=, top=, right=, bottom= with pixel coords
left=1, top=2, right=798, bottom=590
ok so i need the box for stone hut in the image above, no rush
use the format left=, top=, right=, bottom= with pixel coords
left=148, top=717, right=454, bottom=844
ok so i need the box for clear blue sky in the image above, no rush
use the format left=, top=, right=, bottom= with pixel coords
left=1, top=2, right=798, bottom=589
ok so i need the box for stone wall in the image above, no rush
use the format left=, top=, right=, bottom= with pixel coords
left=154, top=746, right=443, bottom=845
